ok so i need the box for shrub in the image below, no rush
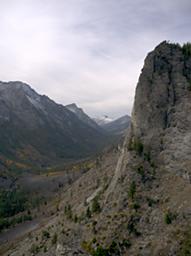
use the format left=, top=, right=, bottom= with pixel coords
left=144, top=151, right=151, bottom=162
left=42, top=230, right=50, bottom=240
left=81, top=240, right=93, bottom=254
left=164, top=211, right=176, bottom=224
left=134, top=139, right=144, bottom=156
left=82, top=240, right=130, bottom=256
left=132, top=202, right=140, bottom=211
left=127, top=217, right=136, bottom=234
left=182, top=43, right=191, bottom=58
left=0, top=218, right=9, bottom=231
left=30, top=244, right=40, bottom=254
left=23, top=214, right=32, bottom=221
left=86, top=207, right=92, bottom=218
left=178, top=231, right=191, bottom=256
left=121, top=239, right=131, bottom=248
left=147, top=198, right=158, bottom=207
left=51, top=233, right=57, bottom=245
left=127, top=215, right=141, bottom=236
left=74, top=214, right=78, bottom=223
left=92, top=197, right=101, bottom=214
left=128, top=137, right=144, bottom=156
left=43, top=245, right=47, bottom=252
left=128, top=137, right=134, bottom=151
left=108, top=241, right=120, bottom=255
left=128, top=181, right=136, bottom=200
left=64, top=204, right=73, bottom=219
left=137, top=166, right=145, bottom=182
left=92, top=246, right=108, bottom=256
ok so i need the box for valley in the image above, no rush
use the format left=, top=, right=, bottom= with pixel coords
left=0, top=158, right=102, bottom=253
left=0, top=0, right=190, bottom=255
left=1, top=42, right=191, bottom=256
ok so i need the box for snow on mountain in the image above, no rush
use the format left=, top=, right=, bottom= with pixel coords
left=93, top=115, right=113, bottom=126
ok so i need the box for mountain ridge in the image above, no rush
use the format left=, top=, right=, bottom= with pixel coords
left=102, top=114, right=131, bottom=135
left=65, top=103, right=103, bottom=132
left=0, top=81, right=110, bottom=168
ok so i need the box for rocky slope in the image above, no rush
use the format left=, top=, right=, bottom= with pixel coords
left=3, top=42, right=191, bottom=256
left=0, top=82, right=109, bottom=168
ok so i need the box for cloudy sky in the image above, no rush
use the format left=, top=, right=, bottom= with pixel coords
left=0, top=0, right=191, bottom=118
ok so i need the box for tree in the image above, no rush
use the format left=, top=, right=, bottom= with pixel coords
left=128, top=181, right=136, bottom=200
left=86, top=207, right=91, bottom=218
left=92, top=197, right=101, bottom=213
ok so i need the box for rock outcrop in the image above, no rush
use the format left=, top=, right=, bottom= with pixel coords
left=131, top=41, right=191, bottom=180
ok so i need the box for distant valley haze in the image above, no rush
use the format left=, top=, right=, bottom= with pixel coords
left=0, top=0, right=191, bottom=118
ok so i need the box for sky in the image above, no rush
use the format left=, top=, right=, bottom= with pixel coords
left=0, top=0, right=191, bottom=118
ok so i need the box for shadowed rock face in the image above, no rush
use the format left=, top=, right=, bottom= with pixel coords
left=131, top=41, right=191, bottom=177
left=0, top=81, right=109, bottom=167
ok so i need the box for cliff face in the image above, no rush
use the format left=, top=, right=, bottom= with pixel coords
left=131, top=41, right=191, bottom=179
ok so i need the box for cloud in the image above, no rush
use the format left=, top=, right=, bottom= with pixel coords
left=0, top=0, right=191, bottom=118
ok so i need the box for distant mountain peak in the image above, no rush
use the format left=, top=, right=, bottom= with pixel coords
left=0, top=81, right=39, bottom=98
left=66, top=103, right=78, bottom=108
left=0, top=80, right=30, bottom=90
left=65, top=103, right=104, bottom=132
left=65, top=103, right=82, bottom=113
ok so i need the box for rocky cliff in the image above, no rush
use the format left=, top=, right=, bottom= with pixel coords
left=131, top=41, right=191, bottom=180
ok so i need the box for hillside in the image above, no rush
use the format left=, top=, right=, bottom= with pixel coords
left=0, top=81, right=110, bottom=168
left=65, top=103, right=103, bottom=132
left=102, top=115, right=131, bottom=135
left=3, top=42, right=191, bottom=256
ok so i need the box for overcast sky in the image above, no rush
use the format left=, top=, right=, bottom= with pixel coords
left=0, top=0, right=191, bottom=118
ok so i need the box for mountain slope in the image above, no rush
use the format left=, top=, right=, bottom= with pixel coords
left=0, top=81, right=109, bottom=168
left=65, top=103, right=103, bottom=132
left=102, top=115, right=131, bottom=135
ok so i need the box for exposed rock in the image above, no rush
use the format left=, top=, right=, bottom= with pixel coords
left=131, top=41, right=191, bottom=179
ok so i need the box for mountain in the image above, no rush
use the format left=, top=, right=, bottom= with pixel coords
left=94, top=115, right=113, bottom=126
left=65, top=103, right=103, bottom=131
left=3, top=42, right=191, bottom=256
left=0, top=81, right=109, bottom=168
left=66, top=104, right=130, bottom=136
left=102, top=114, right=131, bottom=135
